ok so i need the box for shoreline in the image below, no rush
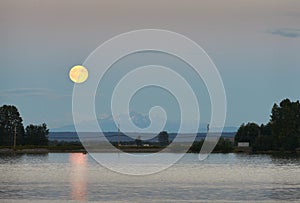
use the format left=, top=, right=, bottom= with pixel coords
left=0, top=147, right=299, bottom=155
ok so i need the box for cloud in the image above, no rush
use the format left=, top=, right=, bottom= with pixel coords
left=269, top=28, right=300, bottom=38
left=0, top=88, right=70, bottom=98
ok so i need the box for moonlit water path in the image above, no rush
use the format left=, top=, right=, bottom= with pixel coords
left=0, top=153, right=299, bottom=202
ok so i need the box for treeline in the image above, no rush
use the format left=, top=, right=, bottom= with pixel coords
left=134, top=131, right=170, bottom=146
left=189, top=137, right=233, bottom=153
left=235, top=99, right=300, bottom=152
left=0, top=105, right=49, bottom=147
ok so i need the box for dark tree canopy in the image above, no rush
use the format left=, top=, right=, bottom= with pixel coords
left=0, top=105, right=25, bottom=146
left=235, top=98, right=300, bottom=152
left=270, top=99, right=300, bottom=150
left=135, top=135, right=142, bottom=146
left=25, top=123, right=49, bottom=146
left=234, top=123, right=260, bottom=146
left=253, top=123, right=273, bottom=151
left=158, top=131, right=169, bottom=146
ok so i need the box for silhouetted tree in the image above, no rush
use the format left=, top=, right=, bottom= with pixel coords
left=214, top=138, right=234, bottom=153
left=158, top=131, right=169, bottom=146
left=236, top=99, right=300, bottom=152
left=25, top=123, right=49, bottom=146
left=253, top=123, right=273, bottom=151
left=0, top=105, right=25, bottom=146
left=234, top=123, right=260, bottom=146
left=135, top=135, right=142, bottom=146
left=270, top=99, right=300, bottom=150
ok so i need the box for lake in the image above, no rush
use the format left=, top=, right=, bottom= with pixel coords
left=0, top=153, right=299, bottom=202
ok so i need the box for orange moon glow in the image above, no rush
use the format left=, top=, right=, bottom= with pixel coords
left=69, top=65, right=89, bottom=83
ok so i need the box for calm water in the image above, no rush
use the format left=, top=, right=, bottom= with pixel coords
left=0, top=153, right=299, bottom=202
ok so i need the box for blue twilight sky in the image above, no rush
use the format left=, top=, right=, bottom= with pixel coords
left=0, top=0, right=300, bottom=131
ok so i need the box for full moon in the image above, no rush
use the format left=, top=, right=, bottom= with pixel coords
left=69, top=65, right=89, bottom=83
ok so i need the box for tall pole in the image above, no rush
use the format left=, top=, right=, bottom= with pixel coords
left=118, top=123, right=120, bottom=147
left=207, top=123, right=210, bottom=134
left=13, top=125, right=17, bottom=150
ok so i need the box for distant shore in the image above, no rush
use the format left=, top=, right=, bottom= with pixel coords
left=0, top=146, right=299, bottom=155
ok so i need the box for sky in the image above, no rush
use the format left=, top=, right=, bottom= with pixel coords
left=0, top=0, right=300, bottom=132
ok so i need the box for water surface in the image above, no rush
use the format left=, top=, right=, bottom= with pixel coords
left=0, top=153, right=299, bottom=202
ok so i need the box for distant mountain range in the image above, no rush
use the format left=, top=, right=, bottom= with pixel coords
left=51, top=125, right=237, bottom=133
left=48, top=132, right=236, bottom=142
left=51, top=112, right=238, bottom=133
